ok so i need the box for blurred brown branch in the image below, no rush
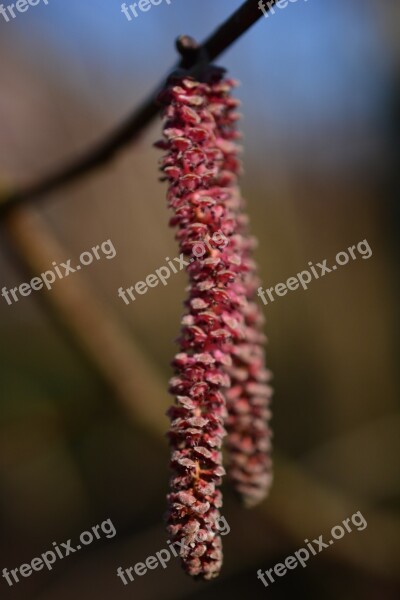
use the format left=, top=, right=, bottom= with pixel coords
left=3, top=204, right=170, bottom=434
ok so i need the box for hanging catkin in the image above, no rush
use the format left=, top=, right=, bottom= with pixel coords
left=156, top=66, right=273, bottom=579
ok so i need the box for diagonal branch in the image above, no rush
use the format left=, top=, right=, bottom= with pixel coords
left=0, top=0, right=276, bottom=217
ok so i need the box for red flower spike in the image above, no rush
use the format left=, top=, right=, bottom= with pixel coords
left=157, top=67, right=273, bottom=579
left=210, top=94, right=274, bottom=508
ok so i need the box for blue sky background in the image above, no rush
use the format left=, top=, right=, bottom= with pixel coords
left=0, top=0, right=392, bottom=167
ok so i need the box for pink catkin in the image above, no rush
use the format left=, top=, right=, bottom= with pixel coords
left=224, top=230, right=274, bottom=507
left=211, top=88, right=274, bottom=508
left=157, top=67, right=272, bottom=579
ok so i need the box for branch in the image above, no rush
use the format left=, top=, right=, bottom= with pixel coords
left=0, top=0, right=275, bottom=217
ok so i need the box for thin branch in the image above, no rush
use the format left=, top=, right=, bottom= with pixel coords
left=0, top=0, right=276, bottom=217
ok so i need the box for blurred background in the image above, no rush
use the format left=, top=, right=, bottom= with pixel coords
left=0, top=0, right=399, bottom=598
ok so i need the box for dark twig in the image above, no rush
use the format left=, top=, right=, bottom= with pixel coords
left=0, top=0, right=275, bottom=217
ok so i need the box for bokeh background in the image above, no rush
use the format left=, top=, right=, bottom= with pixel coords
left=0, top=0, right=399, bottom=598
